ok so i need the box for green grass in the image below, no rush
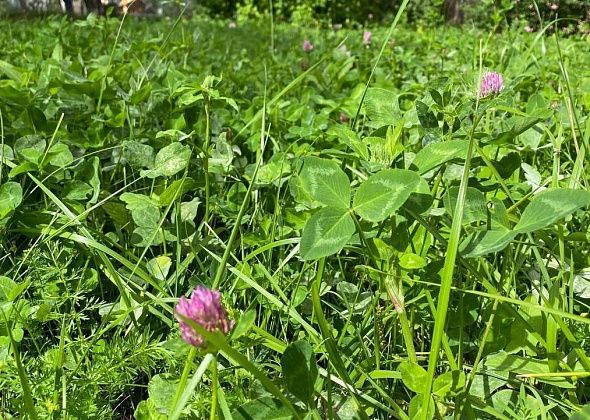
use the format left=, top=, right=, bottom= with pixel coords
left=0, top=12, right=590, bottom=420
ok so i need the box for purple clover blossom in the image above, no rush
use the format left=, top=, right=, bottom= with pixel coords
left=363, top=31, right=372, bottom=45
left=303, top=39, right=314, bottom=52
left=175, top=286, right=233, bottom=349
left=479, top=71, right=504, bottom=98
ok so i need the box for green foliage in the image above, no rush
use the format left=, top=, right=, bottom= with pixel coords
left=0, top=11, right=590, bottom=420
left=280, top=340, right=318, bottom=405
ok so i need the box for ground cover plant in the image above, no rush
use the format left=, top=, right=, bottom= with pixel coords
left=1, top=9, right=590, bottom=420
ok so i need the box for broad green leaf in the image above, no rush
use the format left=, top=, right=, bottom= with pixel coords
left=0, top=276, right=29, bottom=302
left=8, top=162, right=36, bottom=178
left=514, top=189, right=590, bottom=233
left=573, top=268, right=590, bottom=299
left=491, top=110, right=552, bottom=145
left=209, top=133, right=235, bottom=175
left=134, top=399, right=167, bottom=420
left=460, top=230, right=518, bottom=258
left=403, top=177, right=433, bottom=215
left=159, top=178, right=197, bottom=207
left=147, top=374, right=177, bottom=415
left=432, top=370, right=465, bottom=397
left=179, top=198, right=200, bottom=223
left=46, top=143, right=73, bottom=168
left=121, top=192, right=159, bottom=212
left=0, top=59, right=24, bottom=84
left=0, top=276, right=17, bottom=301
left=399, top=361, right=428, bottom=394
left=468, top=373, right=505, bottom=400
left=75, top=156, right=100, bottom=204
left=132, top=205, right=161, bottom=228
left=353, top=169, right=420, bottom=222
left=281, top=340, right=318, bottom=405
left=571, top=404, right=590, bottom=420
left=300, top=207, right=355, bottom=260
left=121, top=192, right=162, bottom=246
left=412, top=140, right=469, bottom=175
left=63, top=181, right=93, bottom=201
left=443, top=186, right=488, bottom=225
left=299, top=157, right=350, bottom=209
left=121, top=141, right=155, bottom=169
left=231, top=309, right=257, bottom=340
left=146, top=256, right=172, bottom=282
left=491, top=388, right=548, bottom=417
left=364, top=87, right=401, bottom=128
left=144, top=142, right=191, bottom=178
left=14, top=135, right=46, bottom=164
left=505, top=296, right=543, bottom=354
left=415, top=100, right=438, bottom=129
left=232, top=397, right=293, bottom=420
left=0, top=181, right=23, bottom=219
left=408, top=394, right=435, bottom=420
left=399, top=253, right=427, bottom=270
left=0, top=144, right=14, bottom=161
left=130, top=83, right=152, bottom=105
left=131, top=226, right=166, bottom=247
left=328, top=124, right=368, bottom=161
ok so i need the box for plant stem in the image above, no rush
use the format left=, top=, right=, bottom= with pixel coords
left=209, top=355, right=218, bottom=420
left=384, top=275, right=417, bottom=364
left=420, top=114, right=483, bottom=418
left=171, top=347, right=197, bottom=413
left=6, top=320, right=38, bottom=420
left=203, top=97, right=211, bottom=226
left=170, top=351, right=215, bottom=420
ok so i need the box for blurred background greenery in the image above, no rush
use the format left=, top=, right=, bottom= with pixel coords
left=2, top=0, right=589, bottom=34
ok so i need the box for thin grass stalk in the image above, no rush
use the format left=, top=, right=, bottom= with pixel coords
left=211, top=82, right=266, bottom=289
left=209, top=356, right=218, bottom=420
left=170, top=350, right=215, bottom=420
left=3, top=312, right=37, bottom=420
left=312, top=258, right=369, bottom=420
left=420, top=54, right=485, bottom=416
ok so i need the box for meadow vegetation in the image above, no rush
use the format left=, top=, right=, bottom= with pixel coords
left=1, top=8, right=590, bottom=419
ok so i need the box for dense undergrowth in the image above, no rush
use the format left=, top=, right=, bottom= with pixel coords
left=1, top=13, right=590, bottom=419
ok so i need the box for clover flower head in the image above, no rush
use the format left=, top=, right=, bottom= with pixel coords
left=363, top=31, right=372, bottom=45
left=175, top=286, right=232, bottom=349
left=479, top=71, right=504, bottom=98
left=228, top=21, right=237, bottom=29
left=303, top=39, right=314, bottom=52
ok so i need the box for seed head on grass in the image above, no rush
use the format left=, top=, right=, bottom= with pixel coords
left=479, top=71, right=504, bottom=98
left=175, top=286, right=232, bottom=349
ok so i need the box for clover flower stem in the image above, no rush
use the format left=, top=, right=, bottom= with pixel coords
left=209, top=355, right=218, bottom=420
